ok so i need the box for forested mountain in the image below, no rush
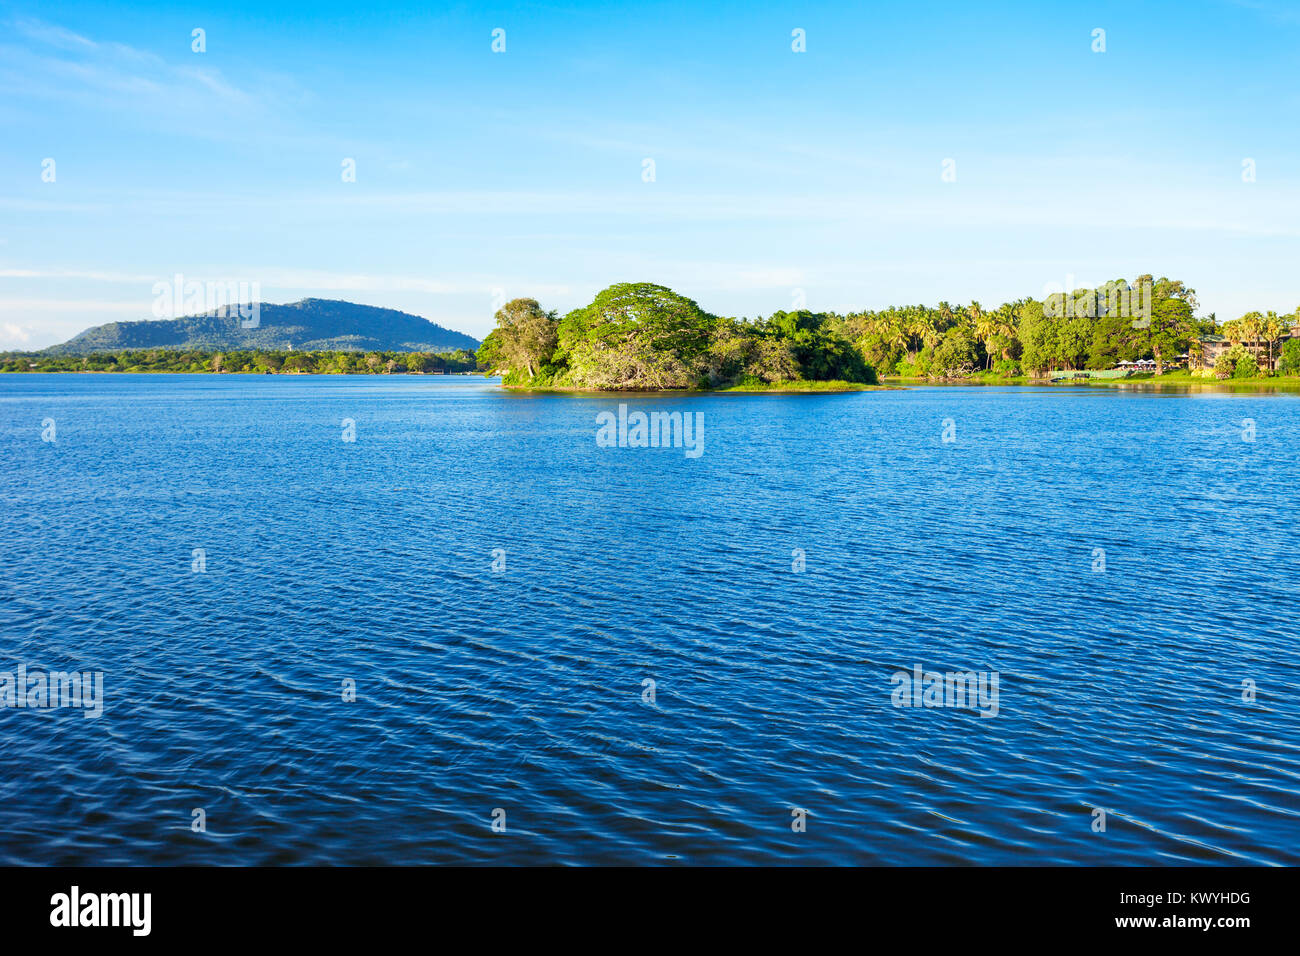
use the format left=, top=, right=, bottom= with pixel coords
left=45, top=298, right=480, bottom=355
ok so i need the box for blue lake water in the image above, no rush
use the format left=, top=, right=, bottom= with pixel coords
left=1, top=373, right=1297, bottom=865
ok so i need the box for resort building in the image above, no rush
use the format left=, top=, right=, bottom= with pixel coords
left=1191, top=326, right=1298, bottom=373
left=1192, top=334, right=1230, bottom=371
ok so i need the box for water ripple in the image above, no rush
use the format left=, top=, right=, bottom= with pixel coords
left=0, top=375, right=1297, bottom=864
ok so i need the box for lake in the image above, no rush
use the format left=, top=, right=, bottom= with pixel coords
left=1, top=374, right=1297, bottom=865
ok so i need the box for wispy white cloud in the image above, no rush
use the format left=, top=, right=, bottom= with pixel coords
left=0, top=16, right=273, bottom=136
left=1, top=321, right=32, bottom=345
left=11, top=18, right=98, bottom=51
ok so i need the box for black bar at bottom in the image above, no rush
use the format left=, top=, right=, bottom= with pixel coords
left=0, top=866, right=1282, bottom=943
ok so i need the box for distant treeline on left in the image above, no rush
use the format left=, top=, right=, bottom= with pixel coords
left=0, top=349, right=481, bottom=374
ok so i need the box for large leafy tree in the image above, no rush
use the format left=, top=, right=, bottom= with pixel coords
left=557, top=283, right=717, bottom=389
left=490, top=297, right=559, bottom=380
left=1140, top=276, right=1197, bottom=374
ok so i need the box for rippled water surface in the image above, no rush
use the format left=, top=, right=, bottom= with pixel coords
left=1, top=374, right=1297, bottom=865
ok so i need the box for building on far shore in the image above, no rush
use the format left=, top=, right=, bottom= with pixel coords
left=1191, top=334, right=1229, bottom=372
left=1191, top=326, right=1297, bottom=373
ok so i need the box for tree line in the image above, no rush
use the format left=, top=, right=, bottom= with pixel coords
left=0, top=349, right=480, bottom=375
left=479, top=277, right=1300, bottom=388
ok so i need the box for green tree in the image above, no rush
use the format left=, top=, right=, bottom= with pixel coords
left=557, top=283, right=717, bottom=389
left=762, top=310, right=873, bottom=382
left=476, top=330, right=505, bottom=373
left=1278, top=338, right=1300, bottom=376
left=1215, top=344, right=1248, bottom=378
left=492, top=297, right=559, bottom=380
left=1261, top=312, right=1283, bottom=372
left=1016, top=301, right=1053, bottom=375
left=1143, top=277, right=1197, bottom=374
left=931, top=326, right=978, bottom=378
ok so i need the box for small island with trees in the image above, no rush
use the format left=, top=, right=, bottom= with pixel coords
left=477, top=282, right=878, bottom=391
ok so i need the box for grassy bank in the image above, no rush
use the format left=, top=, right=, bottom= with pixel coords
left=884, top=373, right=1032, bottom=386
left=504, top=378, right=887, bottom=394
left=716, top=379, right=886, bottom=392
left=883, top=369, right=1300, bottom=390
left=1077, top=371, right=1300, bottom=391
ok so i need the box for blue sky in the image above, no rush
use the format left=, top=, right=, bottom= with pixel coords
left=2, top=0, right=1300, bottom=347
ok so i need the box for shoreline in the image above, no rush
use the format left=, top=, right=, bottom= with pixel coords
left=6, top=369, right=1298, bottom=393
left=0, top=369, right=482, bottom=376
left=884, top=372, right=1300, bottom=392
left=501, top=381, right=892, bottom=395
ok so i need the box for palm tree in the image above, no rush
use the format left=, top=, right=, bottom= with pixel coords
left=885, top=321, right=907, bottom=354
left=1240, top=311, right=1264, bottom=367
left=1223, top=318, right=1242, bottom=346
left=993, top=303, right=1018, bottom=363
left=974, top=310, right=997, bottom=369
left=874, top=311, right=906, bottom=356
left=938, top=301, right=955, bottom=327
left=905, top=307, right=927, bottom=361
left=921, top=313, right=941, bottom=353
left=1263, top=311, right=1283, bottom=372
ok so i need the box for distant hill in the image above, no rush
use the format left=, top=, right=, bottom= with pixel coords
left=45, top=299, right=481, bottom=354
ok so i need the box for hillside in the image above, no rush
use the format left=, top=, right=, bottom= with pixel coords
left=45, top=298, right=481, bottom=354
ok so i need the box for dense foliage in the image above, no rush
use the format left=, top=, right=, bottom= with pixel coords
left=479, top=278, right=1300, bottom=388
left=0, top=349, right=478, bottom=374
left=1280, top=339, right=1300, bottom=377
left=848, top=276, right=1210, bottom=377
left=478, top=282, right=877, bottom=389
left=1217, top=311, right=1294, bottom=374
